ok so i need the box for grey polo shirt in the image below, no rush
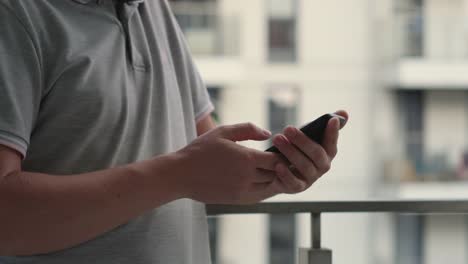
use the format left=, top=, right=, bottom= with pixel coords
left=0, top=0, right=213, bottom=263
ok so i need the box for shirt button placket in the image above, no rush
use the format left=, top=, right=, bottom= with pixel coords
left=117, top=1, right=146, bottom=71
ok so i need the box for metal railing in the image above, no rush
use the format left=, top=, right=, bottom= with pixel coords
left=207, top=200, right=468, bottom=264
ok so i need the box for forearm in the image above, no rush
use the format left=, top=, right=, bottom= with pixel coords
left=0, top=153, right=184, bottom=256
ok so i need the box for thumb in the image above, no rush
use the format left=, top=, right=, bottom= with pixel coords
left=218, top=123, right=272, bottom=142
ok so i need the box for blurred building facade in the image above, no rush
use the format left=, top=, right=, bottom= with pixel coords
left=169, top=0, right=468, bottom=263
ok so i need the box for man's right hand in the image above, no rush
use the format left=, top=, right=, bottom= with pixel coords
left=175, top=123, right=284, bottom=204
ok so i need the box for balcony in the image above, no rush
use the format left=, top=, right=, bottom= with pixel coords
left=380, top=106, right=468, bottom=183
left=383, top=150, right=468, bottom=184
left=394, top=10, right=468, bottom=88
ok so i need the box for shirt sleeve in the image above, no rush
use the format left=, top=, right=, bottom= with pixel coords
left=186, top=58, right=215, bottom=123
left=0, top=4, right=43, bottom=158
left=163, top=0, right=215, bottom=123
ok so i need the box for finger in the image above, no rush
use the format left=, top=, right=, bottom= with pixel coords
left=283, top=126, right=331, bottom=174
left=322, top=117, right=340, bottom=159
left=217, top=123, right=272, bottom=142
left=334, top=110, right=349, bottom=127
left=273, top=134, right=318, bottom=178
left=275, top=163, right=307, bottom=194
left=249, top=150, right=283, bottom=171
left=253, top=169, right=277, bottom=183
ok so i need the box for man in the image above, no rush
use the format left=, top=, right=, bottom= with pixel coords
left=0, top=0, right=348, bottom=263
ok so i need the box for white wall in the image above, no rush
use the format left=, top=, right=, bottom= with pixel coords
left=424, top=91, right=468, bottom=168
left=218, top=215, right=269, bottom=264
left=425, top=215, right=468, bottom=264
left=425, top=0, right=466, bottom=60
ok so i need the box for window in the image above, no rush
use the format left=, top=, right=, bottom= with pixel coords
left=268, top=85, right=299, bottom=134
left=398, top=90, right=425, bottom=176
left=396, top=0, right=424, bottom=57
left=170, top=0, right=216, bottom=29
left=268, top=86, right=299, bottom=264
left=267, top=0, right=297, bottom=62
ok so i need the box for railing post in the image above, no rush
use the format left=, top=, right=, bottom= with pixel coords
left=298, top=213, right=332, bottom=264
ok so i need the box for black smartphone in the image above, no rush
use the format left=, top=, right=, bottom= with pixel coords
left=265, top=113, right=346, bottom=153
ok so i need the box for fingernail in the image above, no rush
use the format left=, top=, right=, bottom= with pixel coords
left=274, top=135, right=287, bottom=146
left=284, top=127, right=296, bottom=138
left=335, top=118, right=342, bottom=129
left=331, top=118, right=339, bottom=129
left=262, top=129, right=272, bottom=137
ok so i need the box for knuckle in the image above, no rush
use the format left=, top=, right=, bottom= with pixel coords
left=285, top=178, right=302, bottom=193
left=244, top=151, right=256, bottom=165
left=331, top=146, right=338, bottom=158
left=310, top=150, right=327, bottom=165
left=270, top=155, right=282, bottom=167
left=306, top=165, right=317, bottom=177
left=305, top=179, right=314, bottom=188
left=305, top=177, right=317, bottom=187
left=322, top=162, right=331, bottom=173
left=281, top=142, right=294, bottom=155
left=309, top=146, right=321, bottom=159
left=218, top=126, right=230, bottom=135
left=246, top=122, right=256, bottom=132
left=296, top=131, right=309, bottom=144
left=306, top=174, right=318, bottom=186
left=299, top=160, right=311, bottom=172
left=294, top=183, right=304, bottom=193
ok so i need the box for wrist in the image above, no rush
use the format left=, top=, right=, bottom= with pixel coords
left=128, top=153, right=189, bottom=206
left=166, top=150, right=194, bottom=200
left=156, top=152, right=191, bottom=200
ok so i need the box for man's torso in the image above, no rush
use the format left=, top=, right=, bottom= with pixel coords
left=0, top=0, right=211, bottom=263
